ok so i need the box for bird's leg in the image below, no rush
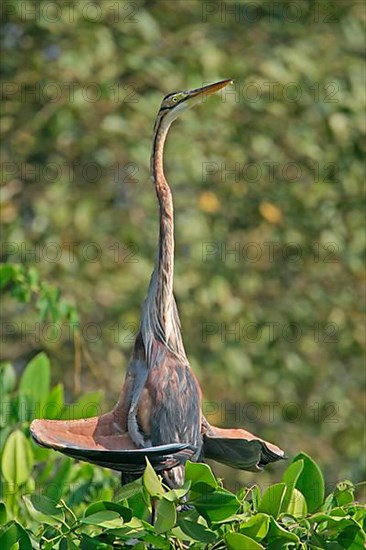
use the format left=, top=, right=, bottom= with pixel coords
left=127, top=405, right=145, bottom=448
left=127, top=359, right=149, bottom=448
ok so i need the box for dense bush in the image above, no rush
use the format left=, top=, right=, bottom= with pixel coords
left=0, top=352, right=365, bottom=548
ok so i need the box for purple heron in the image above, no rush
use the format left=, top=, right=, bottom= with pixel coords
left=31, top=80, right=285, bottom=487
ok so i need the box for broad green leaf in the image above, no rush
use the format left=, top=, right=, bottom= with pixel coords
left=337, top=522, right=366, bottom=549
left=108, top=516, right=146, bottom=537
left=267, top=517, right=300, bottom=543
left=0, top=363, right=16, bottom=394
left=23, top=495, right=64, bottom=526
left=282, top=459, right=304, bottom=511
left=286, top=488, right=308, bottom=517
left=177, top=519, right=217, bottom=543
left=292, top=452, right=325, bottom=512
left=117, top=479, right=144, bottom=501
left=143, top=459, right=164, bottom=496
left=84, top=500, right=132, bottom=522
left=226, top=532, right=265, bottom=549
left=154, top=498, right=176, bottom=534
left=258, top=483, right=287, bottom=519
left=80, top=510, right=123, bottom=528
left=185, top=461, right=218, bottom=491
left=282, top=459, right=304, bottom=487
left=41, top=384, right=64, bottom=419
left=19, top=353, right=50, bottom=412
left=163, top=482, right=190, bottom=502
left=1, top=430, right=34, bottom=485
left=125, top=491, right=151, bottom=521
left=240, top=513, right=270, bottom=540
left=0, top=521, right=32, bottom=549
left=194, top=488, right=240, bottom=522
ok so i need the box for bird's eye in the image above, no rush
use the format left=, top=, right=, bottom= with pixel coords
left=172, top=97, right=178, bottom=102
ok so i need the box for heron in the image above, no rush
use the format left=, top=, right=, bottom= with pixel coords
left=31, top=80, right=285, bottom=488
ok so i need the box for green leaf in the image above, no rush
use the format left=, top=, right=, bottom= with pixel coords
left=338, top=524, right=366, bottom=549
left=240, top=513, right=270, bottom=540
left=1, top=430, right=34, bottom=485
left=226, top=532, right=265, bottom=549
left=143, top=459, right=164, bottom=496
left=84, top=500, right=132, bottom=522
left=80, top=510, right=123, bottom=528
left=185, top=461, right=218, bottom=491
left=0, top=521, right=32, bottom=549
left=117, top=478, right=144, bottom=501
left=177, top=518, right=217, bottom=543
left=23, top=494, right=64, bottom=525
left=267, top=517, right=300, bottom=543
left=41, top=384, right=64, bottom=419
left=194, top=488, right=240, bottom=522
left=163, top=482, right=190, bottom=502
left=125, top=491, right=151, bottom=521
left=258, top=483, right=287, bottom=519
left=286, top=488, right=308, bottom=517
left=19, top=353, right=50, bottom=411
left=282, top=459, right=304, bottom=511
left=292, top=452, right=325, bottom=512
left=0, top=363, right=16, bottom=394
left=154, top=498, right=176, bottom=534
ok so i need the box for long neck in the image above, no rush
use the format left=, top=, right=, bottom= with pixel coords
left=151, top=121, right=175, bottom=331
left=139, top=115, right=188, bottom=364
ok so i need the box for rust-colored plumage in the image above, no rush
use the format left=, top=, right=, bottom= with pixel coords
left=31, top=80, right=285, bottom=487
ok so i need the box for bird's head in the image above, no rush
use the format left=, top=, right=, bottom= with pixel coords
left=155, top=79, right=233, bottom=130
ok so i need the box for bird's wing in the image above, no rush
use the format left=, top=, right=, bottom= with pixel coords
left=202, top=421, right=286, bottom=472
left=30, top=416, right=196, bottom=474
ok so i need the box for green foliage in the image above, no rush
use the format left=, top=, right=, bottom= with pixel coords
left=1, top=452, right=365, bottom=548
left=0, top=354, right=116, bottom=524
left=0, top=355, right=365, bottom=548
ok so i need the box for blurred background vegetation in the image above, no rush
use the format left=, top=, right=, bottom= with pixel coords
left=1, top=0, right=365, bottom=495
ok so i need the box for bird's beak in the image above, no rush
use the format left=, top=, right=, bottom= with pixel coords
left=188, top=79, right=233, bottom=99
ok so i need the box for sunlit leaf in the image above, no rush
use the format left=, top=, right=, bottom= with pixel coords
left=19, top=353, right=50, bottom=411
left=185, top=461, right=218, bottom=491
left=0, top=521, right=32, bottom=549
left=154, top=498, right=176, bottom=534
left=178, top=518, right=217, bottom=543
left=292, top=453, right=325, bottom=513
left=194, top=488, right=240, bottom=522
left=1, top=430, right=33, bottom=486
left=240, top=513, right=270, bottom=540
left=23, top=495, right=64, bottom=526
left=258, top=483, right=287, bottom=519
left=226, top=532, right=265, bottom=549
left=143, top=459, right=164, bottom=497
